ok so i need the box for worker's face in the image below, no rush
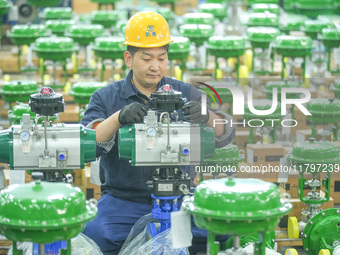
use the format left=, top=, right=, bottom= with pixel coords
left=124, top=47, right=168, bottom=89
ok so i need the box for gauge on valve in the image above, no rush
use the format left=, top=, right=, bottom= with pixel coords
left=146, top=127, right=157, bottom=137
left=20, top=130, right=30, bottom=141
left=19, top=130, right=31, bottom=153
left=146, top=127, right=157, bottom=149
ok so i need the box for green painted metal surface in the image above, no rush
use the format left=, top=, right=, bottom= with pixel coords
left=27, top=0, right=61, bottom=6
left=306, top=98, right=340, bottom=123
left=288, top=140, right=340, bottom=171
left=7, top=24, right=51, bottom=45
left=246, top=12, right=279, bottom=27
left=198, top=3, right=227, bottom=21
left=303, top=19, right=335, bottom=39
left=182, top=12, right=215, bottom=25
left=0, top=181, right=97, bottom=243
left=0, top=80, right=38, bottom=102
left=183, top=178, right=292, bottom=235
left=263, top=80, right=300, bottom=100
left=32, top=37, right=78, bottom=61
left=0, top=0, right=9, bottom=16
left=302, top=208, right=340, bottom=255
left=8, top=103, right=35, bottom=124
left=224, top=231, right=276, bottom=249
left=319, top=28, right=340, bottom=48
left=275, top=35, right=313, bottom=57
left=168, top=36, right=190, bottom=61
left=279, top=14, right=308, bottom=33
left=70, top=81, right=107, bottom=104
left=330, top=79, right=340, bottom=98
left=0, top=128, right=12, bottom=164
left=65, top=24, right=105, bottom=46
left=207, top=35, right=246, bottom=57
left=246, top=26, right=280, bottom=48
left=90, top=10, right=119, bottom=29
left=251, top=3, right=280, bottom=15
left=92, top=37, right=126, bottom=59
left=205, top=144, right=244, bottom=170
left=45, top=20, right=76, bottom=36
left=40, top=7, right=73, bottom=20
left=179, top=24, right=214, bottom=46
left=118, top=125, right=135, bottom=161
left=80, top=126, right=97, bottom=167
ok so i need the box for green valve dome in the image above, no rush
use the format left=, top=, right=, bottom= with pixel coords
left=90, top=10, right=119, bottom=29
left=92, top=37, right=126, bottom=59
left=168, top=36, right=190, bottom=61
left=0, top=175, right=97, bottom=243
left=288, top=139, right=340, bottom=168
left=70, top=81, right=107, bottom=104
left=207, top=36, right=246, bottom=57
left=205, top=144, right=245, bottom=165
left=27, top=0, right=61, bottom=7
left=7, top=24, right=51, bottom=45
left=246, top=12, right=279, bottom=27
left=183, top=178, right=292, bottom=235
left=263, top=80, right=300, bottom=100
left=303, top=19, right=335, bottom=39
left=0, top=0, right=9, bottom=16
left=251, top=3, right=280, bottom=16
left=275, top=35, right=313, bottom=57
left=330, top=79, right=340, bottom=99
left=319, top=28, right=340, bottom=48
left=182, top=12, right=215, bottom=25
left=306, top=98, right=340, bottom=123
left=0, top=80, right=38, bottom=102
left=32, top=37, right=78, bottom=61
left=279, top=14, right=308, bottom=33
left=40, top=7, right=73, bottom=20
left=179, top=24, right=214, bottom=46
left=8, top=103, right=35, bottom=124
left=303, top=209, right=340, bottom=255
left=64, top=24, right=105, bottom=46
left=246, top=26, right=280, bottom=48
left=198, top=3, right=227, bottom=21
left=45, top=19, right=76, bottom=36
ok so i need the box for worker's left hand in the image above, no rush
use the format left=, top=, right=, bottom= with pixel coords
left=182, top=101, right=210, bottom=124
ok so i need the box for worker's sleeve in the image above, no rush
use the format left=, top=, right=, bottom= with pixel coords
left=81, top=92, right=116, bottom=156
left=85, top=118, right=116, bottom=153
left=188, top=84, right=236, bottom=148
left=212, top=110, right=236, bottom=148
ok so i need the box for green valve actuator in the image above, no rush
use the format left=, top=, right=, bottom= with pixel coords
left=0, top=87, right=96, bottom=170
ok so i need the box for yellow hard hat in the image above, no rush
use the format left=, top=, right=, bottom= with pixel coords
left=123, top=11, right=173, bottom=48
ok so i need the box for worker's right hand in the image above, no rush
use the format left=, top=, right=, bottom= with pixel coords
left=118, top=102, right=148, bottom=125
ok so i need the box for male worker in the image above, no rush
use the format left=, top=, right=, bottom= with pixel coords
left=81, top=11, right=235, bottom=255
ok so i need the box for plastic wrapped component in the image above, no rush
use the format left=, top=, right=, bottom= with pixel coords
left=7, top=233, right=103, bottom=255
left=119, top=214, right=188, bottom=255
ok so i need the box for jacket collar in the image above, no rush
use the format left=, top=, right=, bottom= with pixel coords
left=120, top=70, right=166, bottom=99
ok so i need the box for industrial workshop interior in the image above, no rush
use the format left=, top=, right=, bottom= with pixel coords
left=0, top=0, right=340, bottom=254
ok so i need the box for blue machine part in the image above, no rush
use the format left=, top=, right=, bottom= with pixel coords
left=33, top=240, right=67, bottom=255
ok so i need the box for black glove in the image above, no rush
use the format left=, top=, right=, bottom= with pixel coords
left=118, top=102, right=148, bottom=125
left=182, top=101, right=210, bottom=124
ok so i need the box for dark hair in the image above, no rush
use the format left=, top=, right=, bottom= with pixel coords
left=127, top=44, right=170, bottom=57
